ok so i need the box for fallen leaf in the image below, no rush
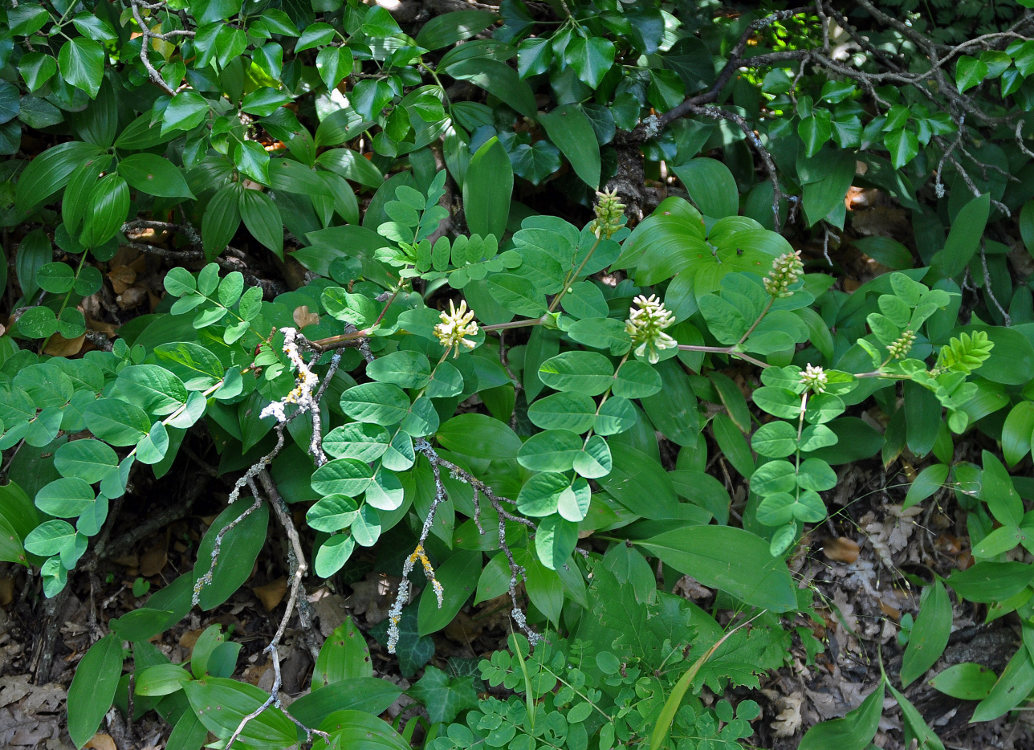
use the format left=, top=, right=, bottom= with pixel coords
left=44, top=332, right=85, bottom=357
left=107, top=265, right=136, bottom=294
left=252, top=578, right=288, bottom=611
left=0, top=577, right=14, bottom=606
left=823, top=537, right=860, bottom=563
left=85, top=732, right=117, bottom=750
left=293, top=305, right=320, bottom=328
left=139, top=540, right=168, bottom=578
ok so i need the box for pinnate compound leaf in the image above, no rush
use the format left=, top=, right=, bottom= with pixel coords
left=67, top=635, right=124, bottom=749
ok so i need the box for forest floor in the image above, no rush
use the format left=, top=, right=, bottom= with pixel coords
left=2, top=441, right=1034, bottom=750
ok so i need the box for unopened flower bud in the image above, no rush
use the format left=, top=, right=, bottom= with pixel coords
left=763, top=250, right=804, bottom=298
left=589, top=189, right=626, bottom=239
left=799, top=363, right=828, bottom=394
left=625, top=294, right=677, bottom=364
left=887, top=329, right=915, bottom=360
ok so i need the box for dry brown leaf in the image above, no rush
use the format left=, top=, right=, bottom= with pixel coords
left=109, top=553, right=139, bottom=569
left=823, top=537, right=860, bottom=563
left=0, top=577, right=14, bottom=607
left=178, top=628, right=204, bottom=650
left=85, top=732, right=117, bottom=750
left=139, top=537, right=168, bottom=577
left=116, top=286, right=148, bottom=309
left=293, top=305, right=320, bottom=328
left=44, top=332, right=85, bottom=357
left=252, top=578, right=288, bottom=611
left=107, top=266, right=136, bottom=294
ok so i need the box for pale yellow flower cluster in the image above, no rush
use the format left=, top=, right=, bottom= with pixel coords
left=434, top=299, right=479, bottom=358
left=625, top=294, right=677, bottom=364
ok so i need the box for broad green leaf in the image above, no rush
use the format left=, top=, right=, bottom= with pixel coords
left=527, top=392, right=597, bottom=433
left=34, top=477, right=95, bottom=518
left=340, top=383, right=411, bottom=426
left=573, top=434, right=612, bottom=479
left=311, top=458, right=374, bottom=497
left=485, top=273, right=547, bottom=317
left=135, top=663, right=192, bottom=696
left=306, top=495, right=359, bottom=532
left=417, top=548, right=481, bottom=636
left=79, top=173, right=128, bottom=247
left=161, top=90, right=209, bottom=134
left=565, top=37, right=615, bottom=89
left=324, top=423, right=390, bottom=462
left=931, top=193, right=990, bottom=278
left=1002, top=401, right=1034, bottom=466
left=312, top=617, right=372, bottom=688
left=184, top=678, right=297, bottom=747
left=948, top=561, right=1034, bottom=603
left=884, top=128, right=919, bottom=169
left=58, top=38, right=104, bottom=98
left=981, top=451, right=1023, bottom=527
left=672, top=158, right=739, bottom=218
left=535, top=514, right=578, bottom=570
left=956, top=55, right=989, bottom=92
left=314, top=534, right=356, bottom=577
left=117, top=154, right=194, bottom=199
left=239, top=188, right=283, bottom=257
left=192, top=497, right=269, bottom=610
left=517, top=429, right=583, bottom=472
left=415, top=10, right=496, bottom=50
left=292, top=678, right=401, bottom=724
left=636, top=526, right=797, bottom=612
left=538, top=351, right=614, bottom=396
left=462, top=137, right=512, bottom=238
left=67, top=635, right=124, bottom=749
left=446, top=58, right=536, bottom=118
left=436, top=413, right=522, bottom=459
left=83, top=399, right=151, bottom=446
left=16, top=141, right=103, bottom=213
left=900, top=581, right=951, bottom=686
left=116, top=364, right=188, bottom=416
left=751, top=421, right=798, bottom=458
left=972, top=640, right=1034, bottom=722
left=798, top=685, right=883, bottom=750
left=153, top=342, right=225, bottom=388
left=367, top=351, right=431, bottom=389
left=538, top=104, right=600, bottom=189
left=408, top=665, right=479, bottom=724
left=929, top=663, right=996, bottom=700
left=903, top=463, right=949, bottom=509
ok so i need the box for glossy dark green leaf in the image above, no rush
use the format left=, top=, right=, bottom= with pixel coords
left=162, top=90, right=209, bottom=135
left=462, top=136, right=512, bottom=239
left=201, top=185, right=241, bottom=260
left=538, top=104, right=600, bottom=189
left=80, top=173, right=129, bottom=248
left=565, top=36, right=615, bottom=89
left=117, top=154, right=194, bottom=199
left=15, top=141, right=102, bottom=212
left=184, top=678, right=297, bottom=747
left=239, top=189, right=283, bottom=257
left=58, top=38, right=104, bottom=98
left=415, top=10, right=495, bottom=50
left=931, top=193, right=990, bottom=278
left=672, top=158, right=738, bottom=219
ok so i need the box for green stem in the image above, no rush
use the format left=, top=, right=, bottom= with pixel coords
left=676, top=344, right=769, bottom=370
left=482, top=316, right=547, bottom=332
left=736, top=296, right=774, bottom=346
left=547, top=234, right=602, bottom=314
left=39, top=250, right=90, bottom=354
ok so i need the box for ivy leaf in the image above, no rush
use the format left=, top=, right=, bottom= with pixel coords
left=408, top=666, right=479, bottom=723
left=565, top=37, right=615, bottom=89
left=57, top=38, right=104, bottom=98
left=510, top=140, right=561, bottom=185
